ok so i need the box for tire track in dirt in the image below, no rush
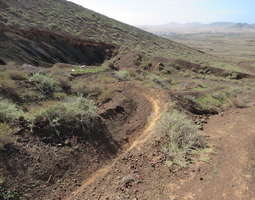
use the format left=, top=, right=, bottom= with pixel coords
left=64, top=94, right=162, bottom=200
left=167, top=107, right=255, bottom=200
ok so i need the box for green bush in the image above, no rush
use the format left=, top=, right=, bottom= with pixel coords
left=149, top=74, right=170, bottom=89
left=32, top=96, right=99, bottom=138
left=159, top=110, right=204, bottom=168
left=71, top=81, right=102, bottom=97
left=0, top=186, right=19, bottom=200
left=0, top=100, right=24, bottom=123
left=114, top=70, right=130, bottom=81
left=71, top=66, right=109, bottom=76
left=194, top=92, right=229, bottom=112
left=102, top=60, right=115, bottom=69
left=29, top=73, right=61, bottom=96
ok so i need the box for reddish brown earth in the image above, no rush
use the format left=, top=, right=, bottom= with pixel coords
left=61, top=104, right=255, bottom=200
left=30, top=85, right=167, bottom=200
left=168, top=107, right=255, bottom=200
left=62, top=88, right=168, bottom=200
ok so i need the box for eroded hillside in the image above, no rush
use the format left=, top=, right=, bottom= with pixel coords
left=1, top=0, right=255, bottom=200
left=0, top=25, right=116, bottom=66
left=0, top=0, right=214, bottom=65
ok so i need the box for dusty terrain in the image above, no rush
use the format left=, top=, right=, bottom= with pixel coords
left=168, top=107, right=255, bottom=200
left=1, top=0, right=255, bottom=200
left=61, top=104, right=255, bottom=200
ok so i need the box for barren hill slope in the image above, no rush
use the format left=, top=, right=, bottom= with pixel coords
left=0, top=0, right=213, bottom=65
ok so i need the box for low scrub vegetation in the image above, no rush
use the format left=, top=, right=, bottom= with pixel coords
left=0, top=185, right=19, bottom=200
left=195, top=92, right=230, bottom=112
left=71, top=81, right=102, bottom=97
left=71, top=66, right=109, bottom=76
left=31, top=96, right=99, bottom=139
left=149, top=74, right=171, bottom=89
left=0, top=99, right=24, bottom=123
left=29, top=73, right=61, bottom=96
left=114, top=70, right=130, bottom=81
left=159, top=110, right=205, bottom=168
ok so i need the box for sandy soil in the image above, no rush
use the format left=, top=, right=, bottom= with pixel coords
left=63, top=96, right=255, bottom=200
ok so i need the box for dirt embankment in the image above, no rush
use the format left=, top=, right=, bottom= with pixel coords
left=0, top=82, right=161, bottom=200
left=0, top=25, right=117, bottom=66
left=152, top=57, right=255, bottom=79
left=62, top=97, right=255, bottom=200
left=62, top=88, right=167, bottom=200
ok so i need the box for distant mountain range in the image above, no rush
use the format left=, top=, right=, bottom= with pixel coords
left=139, top=22, right=255, bottom=34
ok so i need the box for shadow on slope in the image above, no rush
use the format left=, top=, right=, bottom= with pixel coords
left=0, top=25, right=117, bottom=66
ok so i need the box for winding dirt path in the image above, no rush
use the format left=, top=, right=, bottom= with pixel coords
left=168, top=107, right=255, bottom=200
left=64, top=93, right=255, bottom=200
left=64, top=94, right=162, bottom=200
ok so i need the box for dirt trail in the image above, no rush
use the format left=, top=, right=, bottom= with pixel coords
left=64, top=94, right=162, bottom=200
left=64, top=94, right=255, bottom=200
left=168, top=107, right=255, bottom=200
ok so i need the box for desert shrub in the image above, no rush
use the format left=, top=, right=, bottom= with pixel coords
left=97, top=88, right=116, bottom=103
left=150, top=74, right=166, bottom=84
left=32, top=96, right=99, bottom=139
left=140, top=62, right=152, bottom=70
left=114, top=70, right=130, bottom=81
left=19, top=90, right=42, bottom=103
left=29, top=73, right=61, bottom=96
left=102, top=60, right=115, bottom=70
left=159, top=110, right=205, bottom=168
left=53, top=92, right=67, bottom=100
left=146, top=74, right=171, bottom=89
left=195, top=92, right=229, bottom=112
left=71, top=81, right=102, bottom=97
left=0, top=100, right=24, bottom=123
left=0, top=186, right=19, bottom=200
left=127, top=69, right=138, bottom=78
left=8, top=71, right=27, bottom=81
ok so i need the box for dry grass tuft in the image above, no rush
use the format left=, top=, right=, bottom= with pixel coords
left=159, top=109, right=205, bottom=168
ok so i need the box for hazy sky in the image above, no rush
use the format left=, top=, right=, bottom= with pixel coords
left=69, top=0, right=254, bottom=25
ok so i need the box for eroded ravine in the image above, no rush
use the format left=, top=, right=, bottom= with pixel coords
left=64, top=94, right=162, bottom=200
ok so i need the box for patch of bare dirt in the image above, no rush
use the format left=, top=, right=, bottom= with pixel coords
left=0, top=82, right=160, bottom=200
left=99, top=83, right=157, bottom=147
left=238, top=60, right=255, bottom=74
left=114, top=51, right=144, bottom=69
left=63, top=105, right=255, bottom=200
left=167, top=108, right=255, bottom=200
left=43, top=84, right=163, bottom=200
left=62, top=88, right=168, bottom=200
